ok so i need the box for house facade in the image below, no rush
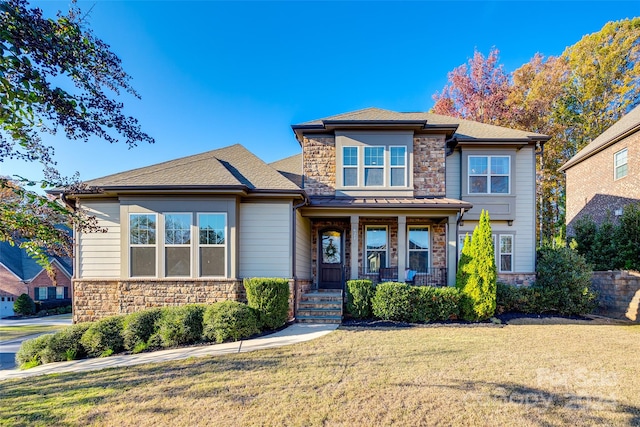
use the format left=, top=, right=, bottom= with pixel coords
left=562, top=104, right=640, bottom=235
left=63, top=108, right=547, bottom=323
left=0, top=240, right=72, bottom=317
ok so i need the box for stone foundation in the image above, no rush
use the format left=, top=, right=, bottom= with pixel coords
left=73, top=279, right=245, bottom=323
left=497, top=273, right=536, bottom=287
left=591, top=271, right=640, bottom=322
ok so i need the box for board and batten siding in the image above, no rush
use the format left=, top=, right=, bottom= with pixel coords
left=295, top=211, right=312, bottom=279
left=445, top=151, right=461, bottom=200
left=239, top=202, right=291, bottom=278
left=78, top=200, right=121, bottom=278
left=513, top=145, right=536, bottom=272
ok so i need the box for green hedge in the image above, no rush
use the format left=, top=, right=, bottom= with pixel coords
left=346, top=279, right=374, bottom=319
left=371, top=282, right=412, bottom=321
left=152, top=305, right=205, bottom=348
left=372, top=282, right=461, bottom=323
left=413, top=287, right=461, bottom=322
left=15, top=334, right=53, bottom=369
left=45, top=323, right=92, bottom=362
left=122, top=308, right=163, bottom=353
left=244, top=278, right=290, bottom=330
left=203, top=301, right=260, bottom=343
left=496, top=282, right=539, bottom=314
left=80, top=316, right=126, bottom=358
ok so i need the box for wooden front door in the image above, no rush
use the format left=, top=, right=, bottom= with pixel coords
left=319, top=229, right=344, bottom=290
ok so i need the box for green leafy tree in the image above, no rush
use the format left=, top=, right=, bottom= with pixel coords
left=13, top=292, right=35, bottom=315
left=0, top=0, right=153, bottom=267
left=615, top=203, right=640, bottom=271
left=456, top=210, right=497, bottom=321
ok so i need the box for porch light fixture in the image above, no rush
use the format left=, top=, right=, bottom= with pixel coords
left=507, top=220, right=513, bottom=226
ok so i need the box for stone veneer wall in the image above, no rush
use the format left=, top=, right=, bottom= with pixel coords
left=591, top=270, right=640, bottom=322
left=73, top=279, right=246, bottom=323
left=302, top=135, right=336, bottom=196
left=497, top=273, right=536, bottom=287
left=413, top=135, right=446, bottom=197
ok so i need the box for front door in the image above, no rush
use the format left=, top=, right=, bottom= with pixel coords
left=319, top=229, right=344, bottom=289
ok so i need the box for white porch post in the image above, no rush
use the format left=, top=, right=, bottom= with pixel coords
left=350, top=215, right=359, bottom=280
left=447, top=214, right=458, bottom=286
left=397, top=215, right=406, bottom=282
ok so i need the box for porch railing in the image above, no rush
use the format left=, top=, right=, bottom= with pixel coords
left=358, top=267, right=448, bottom=287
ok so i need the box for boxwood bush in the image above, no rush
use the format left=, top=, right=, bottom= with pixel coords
left=80, top=316, right=125, bottom=357
left=346, top=279, right=374, bottom=319
left=495, top=282, right=540, bottom=314
left=203, top=301, right=260, bottom=343
left=244, top=278, right=290, bottom=330
left=152, top=305, right=205, bottom=348
left=122, top=308, right=163, bottom=352
left=15, top=334, right=53, bottom=369
left=45, top=323, right=92, bottom=362
left=372, top=282, right=412, bottom=321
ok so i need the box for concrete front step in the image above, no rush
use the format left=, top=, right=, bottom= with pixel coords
left=298, top=302, right=342, bottom=310
left=296, top=290, right=344, bottom=324
left=297, top=315, right=342, bottom=324
left=297, top=308, right=342, bottom=317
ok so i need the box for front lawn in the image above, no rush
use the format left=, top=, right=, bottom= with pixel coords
left=0, top=325, right=66, bottom=343
left=1, top=323, right=638, bottom=426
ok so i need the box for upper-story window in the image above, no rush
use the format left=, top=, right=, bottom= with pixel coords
left=615, top=148, right=628, bottom=180
left=390, top=146, right=406, bottom=187
left=364, top=146, right=385, bottom=186
left=469, top=156, right=510, bottom=194
left=343, top=147, right=358, bottom=187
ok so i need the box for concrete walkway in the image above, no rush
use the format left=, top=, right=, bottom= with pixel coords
left=0, top=323, right=339, bottom=381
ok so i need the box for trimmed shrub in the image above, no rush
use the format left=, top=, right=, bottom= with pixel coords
left=495, top=282, right=539, bottom=314
left=371, top=282, right=412, bottom=322
left=80, top=316, right=125, bottom=358
left=534, top=246, right=596, bottom=316
left=14, top=293, right=35, bottom=316
left=426, top=287, right=461, bottom=322
left=456, top=210, right=497, bottom=321
left=35, top=298, right=72, bottom=312
left=203, top=301, right=260, bottom=343
left=15, top=334, right=53, bottom=369
left=45, top=323, right=92, bottom=362
left=244, top=278, right=290, bottom=330
left=153, top=305, right=205, bottom=347
left=122, top=308, right=163, bottom=351
left=346, top=279, right=374, bottom=319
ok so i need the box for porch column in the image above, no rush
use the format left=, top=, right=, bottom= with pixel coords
left=397, top=215, right=406, bottom=282
left=350, top=215, right=359, bottom=280
left=447, top=214, right=458, bottom=286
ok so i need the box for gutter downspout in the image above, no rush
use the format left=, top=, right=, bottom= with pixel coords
left=291, top=193, right=309, bottom=321
left=456, top=207, right=466, bottom=271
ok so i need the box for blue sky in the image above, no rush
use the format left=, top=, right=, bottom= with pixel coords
left=3, top=1, right=640, bottom=186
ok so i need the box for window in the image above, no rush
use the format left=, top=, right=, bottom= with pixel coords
left=390, top=146, right=406, bottom=187
left=408, top=226, right=429, bottom=271
left=165, top=213, right=191, bottom=276
left=469, top=156, right=510, bottom=194
left=199, top=213, right=226, bottom=276
left=343, top=146, right=358, bottom=187
left=37, top=287, right=47, bottom=300
left=615, top=148, right=628, bottom=180
left=130, top=214, right=157, bottom=277
left=364, top=146, right=385, bottom=186
left=499, top=235, right=513, bottom=272
left=56, top=286, right=65, bottom=299
left=366, top=226, right=387, bottom=273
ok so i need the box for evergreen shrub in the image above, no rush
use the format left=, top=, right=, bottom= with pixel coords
left=80, top=316, right=125, bottom=357
left=244, top=278, right=290, bottom=330
left=346, top=279, right=374, bottom=319
left=202, top=301, right=260, bottom=343
left=14, top=293, right=35, bottom=315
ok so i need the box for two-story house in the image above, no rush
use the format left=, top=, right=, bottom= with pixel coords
left=60, top=108, right=548, bottom=323
left=561, top=104, right=640, bottom=236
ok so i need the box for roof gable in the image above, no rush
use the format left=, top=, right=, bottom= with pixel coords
left=0, top=240, right=71, bottom=280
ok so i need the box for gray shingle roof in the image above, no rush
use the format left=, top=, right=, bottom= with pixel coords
left=561, top=104, right=640, bottom=171
left=0, top=240, right=72, bottom=281
left=269, top=154, right=303, bottom=188
left=296, top=107, right=548, bottom=141
left=85, top=144, right=301, bottom=191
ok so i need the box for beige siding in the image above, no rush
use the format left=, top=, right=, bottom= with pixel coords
left=513, top=146, right=536, bottom=272
left=78, top=201, right=121, bottom=278
left=295, top=211, right=312, bottom=279
left=239, top=202, right=291, bottom=278
left=445, top=151, right=461, bottom=200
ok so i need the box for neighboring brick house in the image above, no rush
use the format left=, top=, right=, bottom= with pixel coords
left=0, top=240, right=72, bottom=317
left=59, top=107, right=548, bottom=322
left=561, top=104, right=640, bottom=235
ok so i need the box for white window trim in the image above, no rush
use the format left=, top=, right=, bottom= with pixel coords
left=365, top=225, right=388, bottom=274
left=164, top=212, right=192, bottom=277
left=364, top=146, right=386, bottom=187
left=390, top=145, right=407, bottom=187
left=614, top=148, right=628, bottom=180
left=342, top=146, right=359, bottom=187
left=129, top=213, right=158, bottom=278
left=198, top=212, right=227, bottom=278
left=468, top=155, right=511, bottom=194
left=498, top=234, right=514, bottom=273
left=407, top=225, right=430, bottom=271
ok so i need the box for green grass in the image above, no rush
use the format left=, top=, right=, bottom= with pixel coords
left=1, top=323, right=639, bottom=426
left=0, top=325, right=65, bottom=342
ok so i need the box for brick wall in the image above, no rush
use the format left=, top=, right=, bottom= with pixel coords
left=413, top=135, right=446, bottom=197
left=591, top=270, right=640, bottom=322
left=28, top=264, right=72, bottom=301
left=565, top=132, right=640, bottom=235
left=0, top=265, right=27, bottom=298
left=73, top=279, right=246, bottom=323
left=302, top=135, right=336, bottom=196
